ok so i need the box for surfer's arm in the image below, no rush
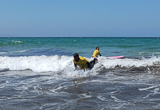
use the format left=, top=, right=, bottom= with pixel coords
left=99, top=51, right=102, bottom=56
left=74, top=63, right=78, bottom=70
left=86, top=62, right=90, bottom=68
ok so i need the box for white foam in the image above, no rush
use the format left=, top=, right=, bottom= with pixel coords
left=0, top=52, right=7, bottom=54
left=14, top=50, right=28, bottom=53
left=139, top=85, right=158, bottom=91
left=0, top=56, right=160, bottom=73
left=98, top=56, right=160, bottom=68
left=11, top=40, right=23, bottom=44
left=0, top=55, right=72, bottom=73
left=97, top=95, right=109, bottom=101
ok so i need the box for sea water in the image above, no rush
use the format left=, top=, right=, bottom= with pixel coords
left=0, top=37, right=160, bottom=110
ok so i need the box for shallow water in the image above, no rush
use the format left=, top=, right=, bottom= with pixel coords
left=1, top=57, right=160, bottom=110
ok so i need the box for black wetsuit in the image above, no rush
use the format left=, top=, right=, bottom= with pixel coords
left=87, top=58, right=96, bottom=69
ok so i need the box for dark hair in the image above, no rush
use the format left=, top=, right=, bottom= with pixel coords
left=96, top=47, right=99, bottom=49
left=74, top=53, right=79, bottom=57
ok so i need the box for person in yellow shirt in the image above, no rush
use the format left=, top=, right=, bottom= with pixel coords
left=73, top=53, right=96, bottom=70
left=92, top=47, right=102, bottom=58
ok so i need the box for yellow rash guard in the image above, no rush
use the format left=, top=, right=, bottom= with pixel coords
left=73, top=56, right=89, bottom=69
left=92, top=50, right=101, bottom=57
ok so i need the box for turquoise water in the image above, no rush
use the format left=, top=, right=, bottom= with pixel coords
left=0, top=37, right=160, bottom=57
left=0, top=37, right=160, bottom=110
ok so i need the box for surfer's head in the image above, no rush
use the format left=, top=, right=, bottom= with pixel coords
left=96, top=47, right=99, bottom=50
left=74, top=53, right=80, bottom=62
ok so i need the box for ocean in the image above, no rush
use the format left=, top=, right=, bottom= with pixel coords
left=0, top=37, right=160, bottom=110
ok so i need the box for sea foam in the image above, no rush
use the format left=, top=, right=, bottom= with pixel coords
left=0, top=56, right=160, bottom=73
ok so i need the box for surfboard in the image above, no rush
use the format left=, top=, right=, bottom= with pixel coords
left=107, top=56, right=124, bottom=59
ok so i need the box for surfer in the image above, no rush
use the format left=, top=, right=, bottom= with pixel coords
left=73, top=53, right=96, bottom=70
left=92, top=47, right=102, bottom=58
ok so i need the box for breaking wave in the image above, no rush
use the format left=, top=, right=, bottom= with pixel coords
left=0, top=55, right=160, bottom=73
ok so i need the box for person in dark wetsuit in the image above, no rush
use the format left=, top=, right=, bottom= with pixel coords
left=73, top=53, right=96, bottom=70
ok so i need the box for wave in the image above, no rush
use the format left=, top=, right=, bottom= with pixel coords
left=0, top=55, right=160, bottom=73
left=0, top=40, right=23, bottom=46
left=12, top=50, right=29, bottom=53
left=0, top=52, right=8, bottom=55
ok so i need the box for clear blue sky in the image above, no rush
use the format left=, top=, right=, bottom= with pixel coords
left=0, top=0, right=160, bottom=37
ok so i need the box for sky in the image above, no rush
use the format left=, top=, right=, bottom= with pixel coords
left=0, top=0, right=160, bottom=37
